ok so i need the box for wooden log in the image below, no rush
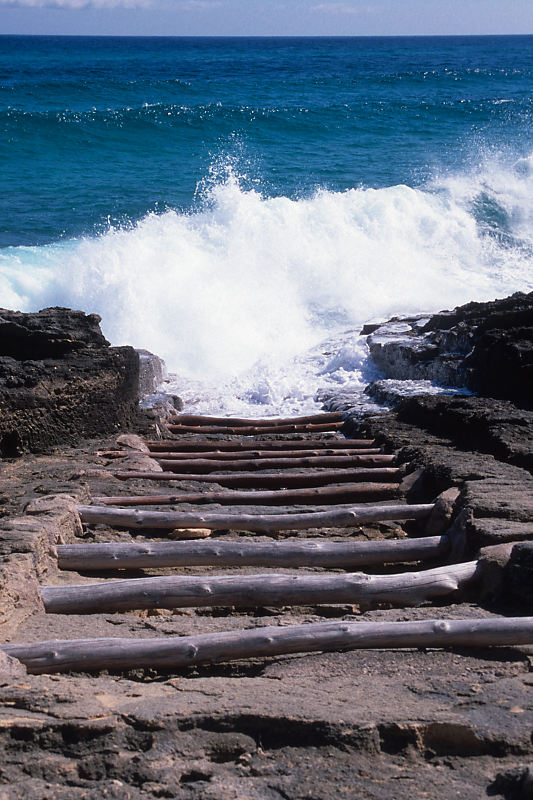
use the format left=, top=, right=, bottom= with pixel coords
left=155, top=455, right=395, bottom=474
left=77, top=502, right=434, bottom=532
left=5, top=616, right=532, bottom=674
left=146, top=438, right=375, bottom=452
left=148, top=448, right=383, bottom=460
left=166, top=422, right=345, bottom=435
left=98, top=447, right=382, bottom=461
left=40, top=561, right=479, bottom=614
left=168, top=412, right=345, bottom=427
left=112, top=467, right=402, bottom=489
left=56, top=535, right=450, bottom=571
left=90, top=483, right=400, bottom=507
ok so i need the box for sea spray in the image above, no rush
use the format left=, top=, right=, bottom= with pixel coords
left=1, top=157, right=532, bottom=416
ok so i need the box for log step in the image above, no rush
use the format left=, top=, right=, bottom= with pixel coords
left=155, top=455, right=395, bottom=473
left=91, top=482, right=400, bottom=507
left=112, top=468, right=402, bottom=488
left=40, top=561, right=478, bottom=614
left=166, top=422, right=345, bottom=435
left=146, top=448, right=383, bottom=461
left=5, top=617, right=531, bottom=674
left=145, top=438, right=375, bottom=452
left=77, top=502, right=435, bottom=533
left=56, top=535, right=450, bottom=571
left=167, top=412, right=345, bottom=427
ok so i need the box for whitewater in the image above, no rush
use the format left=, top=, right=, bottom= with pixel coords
left=1, top=154, right=532, bottom=417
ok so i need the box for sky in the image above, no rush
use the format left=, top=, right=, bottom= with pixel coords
left=0, top=0, right=532, bottom=37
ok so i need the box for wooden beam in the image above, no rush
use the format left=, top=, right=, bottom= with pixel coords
left=145, top=439, right=375, bottom=452
left=112, top=468, right=402, bottom=489
left=155, top=455, right=395, bottom=473
left=56, top=535, right=450, bottom=571
left=5, top=616, right=532, bottom=674
left=90, top=482, right=400, bottom=507
left=167, top=412, right=345, bottom=427
left=40, top=561, right=478, bottom=614
left=77, top=502, right=434, bottom=533
left=167, top=422, right=345, bottom=435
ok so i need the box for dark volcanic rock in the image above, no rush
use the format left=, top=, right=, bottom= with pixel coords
left=367, top=291, right=533, bottom=407
left=0, top=307, right=108, bottom=358
left=0, top=307, right=139, bottom=455
left=505, top=542, right=533, bottom=609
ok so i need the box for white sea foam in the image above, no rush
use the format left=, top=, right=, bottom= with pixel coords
left=1, top=154, right=532, bottom=416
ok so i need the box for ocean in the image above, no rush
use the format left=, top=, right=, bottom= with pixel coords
left=1, top=35, right=532, bottom=415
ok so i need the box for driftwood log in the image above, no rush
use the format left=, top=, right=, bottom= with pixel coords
left=155, top=455, right=395, bottom=473
left=146, top=439, right=375, bottom=452
left=90, top=482, right=400, bottom=507
left=56, top=535, right=450, bottom=571
left=112, top=468, right=402, bottom=489
left=168, top=412, right=344, bottom=427
left=167, top=422, right=345, bottom=435
left=77, top=502, right=434, bottom=532
left=5, top=617, right=532, bottom=674
left=40, top=561, right=478, bottom=614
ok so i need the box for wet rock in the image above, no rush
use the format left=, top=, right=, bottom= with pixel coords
left=366, top=291, right=533, bottom=407
left=136, top=349, right=166, bottom=397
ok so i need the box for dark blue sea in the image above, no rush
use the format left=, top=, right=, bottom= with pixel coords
left=1, top=35, right=532, bottom=413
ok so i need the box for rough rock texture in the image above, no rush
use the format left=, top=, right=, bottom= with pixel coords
left=366, top=291, right=533, bottom=407
left=0, top=308, right=139, bottom=456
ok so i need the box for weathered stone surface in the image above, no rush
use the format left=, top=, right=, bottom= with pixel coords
left=116, top=434, right=150, bottom=453
left=424, top=487, right=460, bottom=536
left=118, top=454, right=163, bottom=472
left=0, top=307, right=140, bottom=455
left=0, top=650, right=27, bottom=684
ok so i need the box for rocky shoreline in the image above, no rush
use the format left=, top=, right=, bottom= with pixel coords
left=0, top=294, right=532, bottom=799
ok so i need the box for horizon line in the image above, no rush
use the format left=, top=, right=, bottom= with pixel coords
left=1, top=32, right=533, bottom=38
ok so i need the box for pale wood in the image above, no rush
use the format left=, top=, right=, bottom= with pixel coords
left=146, top=438, right=375, bottom=452
left=155, top=454, right=395, bottom=473
left=92, top=481, right=400, bottom=507
left=112, top=467, right=402, bottom=489
left=5, top=616, right=532, bottom=674
left=90, top=482, right=399, bottom=507
left=168, top=412, right=344, bottom=427
left=167, top=422, right=345, bottom=435
left=56, top=535, right=450, bottom=571
left=40, top=561, right=478, bottom=614
left=77, top=502, right=435, bottom=532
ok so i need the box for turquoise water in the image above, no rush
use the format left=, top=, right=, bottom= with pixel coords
left=1, top=35, right=532, bottom=413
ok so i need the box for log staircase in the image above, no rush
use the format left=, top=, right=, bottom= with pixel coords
left=3, top=411, right=533, bottom=673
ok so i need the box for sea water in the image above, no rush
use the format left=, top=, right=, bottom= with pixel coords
left=1, top=35, right=532, bottom=415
